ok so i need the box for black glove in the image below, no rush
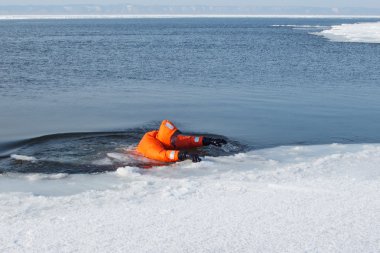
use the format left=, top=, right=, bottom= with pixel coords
left=178, top=151, right=202, bottom=163
left=203, top=137, right=227, bottom=147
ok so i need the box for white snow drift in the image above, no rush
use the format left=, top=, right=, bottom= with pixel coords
left=1, top=143, right=380, bottom=252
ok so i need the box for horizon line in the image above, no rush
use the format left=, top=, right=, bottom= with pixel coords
left=1, top=14, right=380, bottom=20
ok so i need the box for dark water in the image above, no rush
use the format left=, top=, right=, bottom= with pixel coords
left=1, top=18, right=380, bottom=173
left=0, top=126, right=245, bottom=173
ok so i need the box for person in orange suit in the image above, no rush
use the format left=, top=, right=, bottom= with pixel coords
left=136, top=120, right=226, bottom=163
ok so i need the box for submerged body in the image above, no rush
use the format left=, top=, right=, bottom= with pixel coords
left=136, top=120, right=226, bottom=163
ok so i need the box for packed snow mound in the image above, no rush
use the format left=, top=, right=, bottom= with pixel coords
left=314, top=21, right=380, bottom=43
left=1, top=143, right=380, bottom=252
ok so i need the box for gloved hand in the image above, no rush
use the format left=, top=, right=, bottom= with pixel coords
left=178, top=151, right=202, bottom=163
left=203, top=137, right=227, bottom=147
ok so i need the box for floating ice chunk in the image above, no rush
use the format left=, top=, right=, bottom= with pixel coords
left=24, top=173, right=69, bottom=181
left=272, top=24, right=329, bottom=29
left=10, top=154, right=37, bottom=162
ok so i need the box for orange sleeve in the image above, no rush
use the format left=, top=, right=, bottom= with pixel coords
left=136, top=131, right=180, bottom=163
left=156, top=120, right=179, bottom=148
left=174, top=135, right=204, bottom=149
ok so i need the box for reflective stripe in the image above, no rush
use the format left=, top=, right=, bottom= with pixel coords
left=169, top=151, right=175, bottom=160
left=166, top=122, right=174, bottom=130
left=194, top=137, right=200, bottom=143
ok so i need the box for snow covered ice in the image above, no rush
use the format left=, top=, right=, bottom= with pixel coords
left=314, top=21, right=380, bottom=43
left=1, top=143, right=379, bottom=252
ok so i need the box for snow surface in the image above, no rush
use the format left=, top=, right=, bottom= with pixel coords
left=1, top=143, right=380, bottom=252
left=314, top=21, right=380, bottom=43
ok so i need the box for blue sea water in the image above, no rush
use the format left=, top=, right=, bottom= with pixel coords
left=1, top=18, right=380, bottom=173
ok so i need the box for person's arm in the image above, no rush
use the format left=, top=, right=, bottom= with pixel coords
left=174, top=135, right=227, bottom=149
left=174, top=135, right=204, bottom=149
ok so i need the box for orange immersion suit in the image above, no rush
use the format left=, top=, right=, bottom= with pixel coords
left=136, top=120, right=204, bottom=163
